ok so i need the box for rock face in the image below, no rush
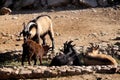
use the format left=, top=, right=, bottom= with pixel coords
left=0, top=65, right=119, bottom=79
left=47, top=0, right=71, bottom=7
left=97, top=0, right=109, bottom=7
left=3, top=0, right=13, bottom=8
left=79, top=0, right=98, bottom=7
left=0, top=0, right=118, bottom=10
left=2, top=0, right=40, bottom=10
left=13, top=0, right=39, bottom=10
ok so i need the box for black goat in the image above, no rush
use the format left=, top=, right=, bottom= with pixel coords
left=49, top=40, right=81, bottom=66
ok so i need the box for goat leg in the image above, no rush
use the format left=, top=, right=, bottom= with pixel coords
left=39, top=56, right=42, bottom=65
left=48, top=31, right=55, bottom=51
left=27, top=55, right=32, bottom=65
left=33, top=55, right=37, bottom=65
left=41, top=36, right=46, bottom=45
left=21, top=54, right=26, bottom=65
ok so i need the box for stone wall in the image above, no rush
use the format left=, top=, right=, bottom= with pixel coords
left=0, top=65, right=120, bottom=79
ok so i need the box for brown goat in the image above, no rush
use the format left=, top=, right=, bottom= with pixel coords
left=22, top=39, right=50, bottom=65
left=84, top=44, right=118, bottom=66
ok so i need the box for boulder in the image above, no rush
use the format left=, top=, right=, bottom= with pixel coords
left=79, top=0, right=98, bottom=7
left=72, top=0, right=80, bottom=5
left=13, top=0, right=39, bottom=10
left=41, top=0, right=47, bottom=7
left=47, top=0, right=71, bottom=8
left=3, top=0, right=13, bottom=8
left=97, top=0, right=109, bottom=7
left=0, top=7, right=12, bottom=15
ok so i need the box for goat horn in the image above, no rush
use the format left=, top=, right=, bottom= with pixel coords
left=89, top=43, right=94, bottom=47
left=68, top=40, right=73, bottom=44
left=72, top=44, right=76, bottom=47
left=19, top=31, right=23, bottom=36
left=66, top=41, right=68, bottom=44
left=64, top=41, right=68, bottom=45
left=96, top=45, right=99, bottom=49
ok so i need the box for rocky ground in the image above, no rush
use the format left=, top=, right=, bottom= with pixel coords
left=0, top=7, right=120, bottom=79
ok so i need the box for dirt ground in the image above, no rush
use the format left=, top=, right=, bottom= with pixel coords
left=0, top=7, right=120, bottom=79
left=47, top=74, right=120, bottom=80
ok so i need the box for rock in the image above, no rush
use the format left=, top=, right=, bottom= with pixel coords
left=41, top=0, right=47, bottom=7
left=16, top=37, right=23, bottom=41
left=13, top=0, right=39, bottom=10
left=81, top=68, right=93, bottom=74
left=97, top=0, right=109, bottom=7
left=75, top=68, right=82, bottom=74
left=44, top=69, right=52, bottom=77
left=15, top=44, right=20, bottom=46
left=0, top=7, right=12, bottom=15
left=55, top=32, right=60, bottom=36
left=88, top=33, right=98, bottom=38
left=96, top=66, right=117, bottom=73
left=32, top=69, right=43, bottom=74
left=47, top=0, right=71, bottom=8
left=19, top=69, right=32, bottom=75
left=58, top=69, right=67, bottom=76
left=79, top=0, right=98, bottom=7
left=12, top=16, right=18, bottom=20
left=3, top=0, right=13, bottom=8
left=91, top=8, right=97, bottom=12
left=66, top=69, right=76, bottom=75
left=99, top=31, right=108, bottom=36
left=10, top=34, right=15, bottom=39
left=1, top=32, right=7, bottom=37
left=72, top=0, right=80, bottom=6
left=116, top=66, right=120, bottom=73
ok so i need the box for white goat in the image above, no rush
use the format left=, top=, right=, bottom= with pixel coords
left=20, top=15, right=54, bottom=50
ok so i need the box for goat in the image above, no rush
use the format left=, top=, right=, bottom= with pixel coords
left=0, top=7, right=12, bottom=15
left=83, top=43, right=118, bottom=66
left=20, top=15, right=55, bottom=50
left=49, top=40, right=81, bottom=66
left=49, top=48, right=73, bottom=66
left=22, top=39, right=50, bottom=65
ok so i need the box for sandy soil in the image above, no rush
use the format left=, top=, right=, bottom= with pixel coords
left=48, top=74, right=120, bottom=80
left=0, top=7, right=120, bottom=79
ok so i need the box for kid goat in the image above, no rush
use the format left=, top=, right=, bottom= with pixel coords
left=22, top=39, right=50, bottom=65
left=20, top=15, right=55, bottom=50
